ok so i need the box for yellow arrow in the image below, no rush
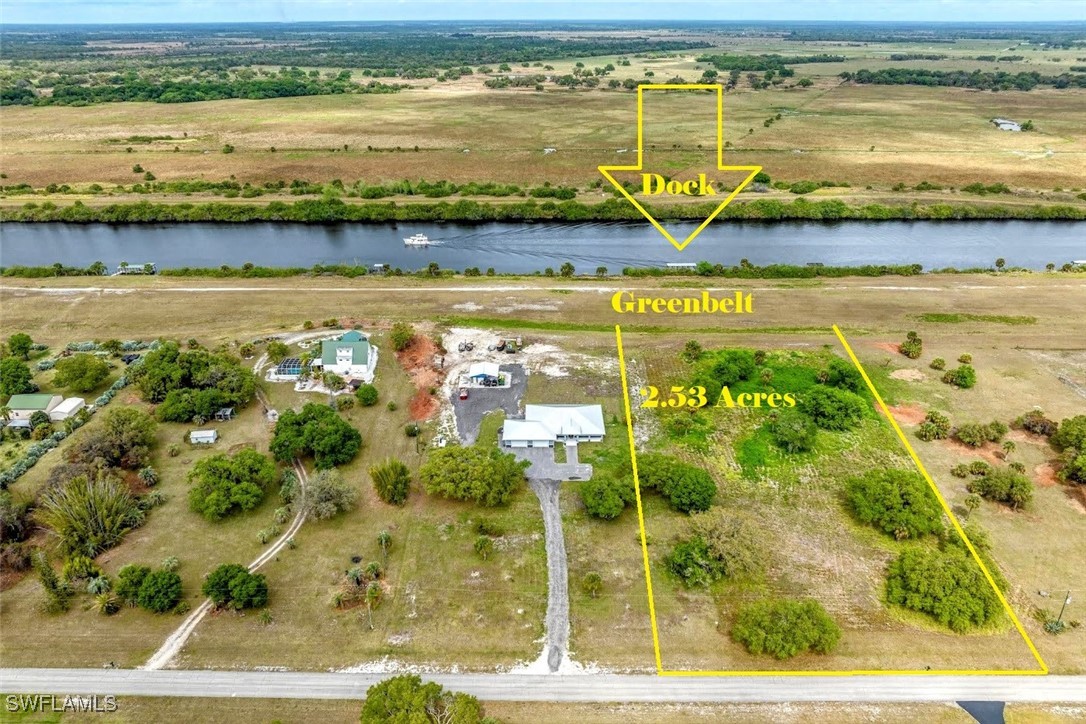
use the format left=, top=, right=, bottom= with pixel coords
left=598, top=84, right=762, bottom=252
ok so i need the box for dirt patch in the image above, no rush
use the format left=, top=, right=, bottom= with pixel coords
left=1066, top=486, right=1086, bottom=514
left=872, top=341, right=902, bottom=355
left=1034, top=462, right=1060, bottom=487
left=1007, top=429, right=1051, bottom=446
left=889, top=368, right=926, bottom=382
left=882, top=403, right=926, bottom=425
left=941, top=438, right=1004, bottom=465
left=395, top=335, right=445, bottom=421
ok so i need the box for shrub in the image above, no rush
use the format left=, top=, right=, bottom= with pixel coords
left=900, top=332, right=922, bottom=359
left=708, top=349, right=757, bottom=386
left=942, top=365, right=977, bottom=389
left=637, top=453, right=718, bottom=513
left=579, top=476, right=634, bottom=519
left=202, top=563, right=268, bottom=609
left=136, top=569, right=183, bottom=613
left=389, top=322, right=415, bottom=351
left=1052, top=415, right=1086, bottom=452
left=62, top=554, right=100, bottom=583
left=581, top=572, right=603, bottom=598
left=665, top=536, right=724, bottom=588
left=689, top=509, right=764, bottom=579
left=38, top=476, right=144, bottom=557
left=298, top=469, right=357, bottom=520
left=188, top=449, right=277, bottom=521
left=369, top=458, right=412, bottom=506
left=955, top=421, right=1005, bottom=448
left=1016, top=410, right=1058, bottom=437
left=360, top=675, right=486, bottom=724
left=886, top=547, right=1001, bottom=632
left=336, top=395, right=355, bottom=411
left=823, top=357, right=863, bottom=393
left=732, top=599, right=841, bottom=659
left=115, top=564, right=151, bottom=605
left=958, top=353, right=973, bottom=364
left=160, top=556, right=180, bottom=572
left=801, top=386, right=867, bottom=431
left=845, top=469, right=943, bottom=540
left=420, top=446, right=527, bottom=507
left=951, top=464, right=970, bottom=478
left=473, top=535, right=494, bottom=560
left=969, top=460, right=991, bottom=476
left=968, top=468, right=1033, bottom=509
left=929, top=358, right=946, bottom=371
left=770, top=409, right=817, bottom=453
left=356, top=383, right=379, bottom=406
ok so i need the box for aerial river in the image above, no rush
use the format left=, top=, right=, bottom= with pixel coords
left=1, top=220, right=1083, bottom=273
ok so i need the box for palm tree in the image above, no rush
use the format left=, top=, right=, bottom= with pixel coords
left=377, top=530, right=391, bottom=561
left=364, top=581, right=381, bottom=630
left=365, top=561, right=382, bottom=580
left=1002, top=440, right=1016, bottom=460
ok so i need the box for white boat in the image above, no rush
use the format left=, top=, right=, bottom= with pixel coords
left=404, top=233, right=433, bottom=246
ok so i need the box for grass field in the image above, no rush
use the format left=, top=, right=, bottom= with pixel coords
left=2, top=38, right=1084, bottom=199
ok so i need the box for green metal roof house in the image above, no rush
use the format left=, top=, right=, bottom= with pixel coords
left=5, top=394, right=64, bottom=421
left=318, top=331, right=376, bottom=381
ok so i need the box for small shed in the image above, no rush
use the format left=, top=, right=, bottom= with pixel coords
left=214, top=407, right=235, bottom=421
left=467, top=362, right=501, bottom=384
left=49, top=397, right=86, bottom=422
left=189, top=429, right=218, bottom=445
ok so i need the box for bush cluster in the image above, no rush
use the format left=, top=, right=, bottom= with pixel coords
left=732, top=599, right=842, bottom=659
left=916, top=410, right=951, bottom=442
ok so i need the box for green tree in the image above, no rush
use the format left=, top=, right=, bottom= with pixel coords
left=770, top=409, right=818, bottom=453
left=188, top=448, right=277, bottom=521
left=0, top=357, right=35, bottom=396
left=1052, top=415, right=1086, bottom=452
left=53, top=353, right=110, bottom=392
left=360, top=674, right=487, bottom=724
left=270, top=403, right=362, bottom=469
left=377, top=530, right=392, bottom=560
left=942, top=364, right=977, bottom=388
left=115, top=564, right=151, bottom=605
left=202, top=563, right=268, bottom=609
left=559, top=261, right=575, bottom=277
left=579, top=475, right=633, bottom=519
left=136, top=569, right=183, bottom=613
left=801, top=386, right=867, bottom=431
left=298, top=469, right=358, bottom=520
left=389, top=322, right=415, bottom=352
left=7, top=333, right=33, bottom=360
left=689, top=509, right=765, bottom=579
left=732, top=599, right=841, bottom=659
left=370, top=458, right=411, bottom=506
left=845, top=469, right=943, bottom=540
left=419, top=446, right=527, bottom=506
left=886, top=547, right=1001, bottom=632
left=665, top=536, right=724, bottom=588
left=33, top=552, right=72, bottom=613
left=266, top=340, right=289, bottom=363
left=356, top=383, right=379, bottom=407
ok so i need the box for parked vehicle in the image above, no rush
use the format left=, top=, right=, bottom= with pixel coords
left=459, top=387, right=469, bottom=400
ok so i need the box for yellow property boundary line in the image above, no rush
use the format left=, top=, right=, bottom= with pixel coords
left=614, top=324, right=1049, bottom=676
left=599, top=84, right=762, bottom=252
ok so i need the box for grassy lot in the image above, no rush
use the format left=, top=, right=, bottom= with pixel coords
left=2, top=51, right=1084, bottom=195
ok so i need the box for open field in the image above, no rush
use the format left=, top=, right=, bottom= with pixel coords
left=1, top=273, right=1083, bottom=674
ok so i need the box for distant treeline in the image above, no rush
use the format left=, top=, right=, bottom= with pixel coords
left=842, top=68, right=1086, bottom=90
left=0, top=73, right=403, bottom=106
left=3, top=197, right=1084, bottom=225
left=888, top=53, right=948, bottom=61
left=697, top=53, right=845, bottom=72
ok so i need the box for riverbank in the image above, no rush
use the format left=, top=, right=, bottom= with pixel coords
left=2, top=196, right=1085, bottom=224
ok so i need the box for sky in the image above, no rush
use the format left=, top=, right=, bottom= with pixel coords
left=1, top=0, right=1084, bottom=25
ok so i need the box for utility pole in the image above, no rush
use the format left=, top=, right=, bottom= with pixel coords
left=1056, top=591, right=1072, bottom=627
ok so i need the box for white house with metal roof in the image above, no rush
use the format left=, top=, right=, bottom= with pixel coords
left=312, top=330, right=378, bottom=381
left=49, top=397, right=86, bottom=422
left=501, top=404, right=606, bottom=448
left=5, top=394, right=64, bottom=422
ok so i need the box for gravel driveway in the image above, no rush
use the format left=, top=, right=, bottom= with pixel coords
left=527, top=477, right=569, bottom=673
left=450, top=363, right=526, bottom=444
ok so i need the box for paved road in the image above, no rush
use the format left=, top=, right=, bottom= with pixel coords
left=527, top=478, right=570, bottom=673
left=2, top=670, right=1083, bottom=703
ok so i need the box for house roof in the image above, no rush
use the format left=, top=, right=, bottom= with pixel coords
left=53, top=398, right=86, bottom=414
left=468, top=362, right=501, bottom=379
left=6, top=394, right=61, bottom=411
left=190, top=429, right=218, bottom=439
left=525, top=404, right=606, bottom=438
left=502, top=420, right=557, bottom=443
left=321, top=334, right=370, bottom=367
